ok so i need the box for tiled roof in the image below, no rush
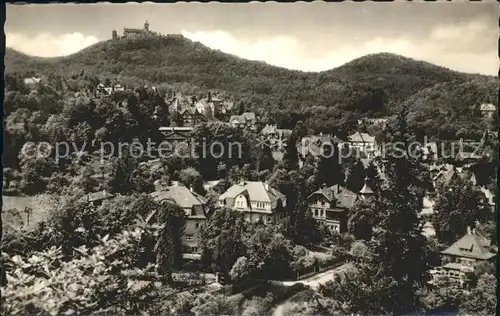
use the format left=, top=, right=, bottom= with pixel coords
left=230, top=112, right=257, bottom=124
left=348, top=132, right=375, bottom=143
left=308, top=185, right=358, bottom=209
left=85, top=191, right=115, bottom=203
left=441, top=231, right=496, bottom=260
left=218, top=181, right=285, bottom=208
left=151, top=185, right=207, bottom=209
left=124, top=28, right=145, bottom=33
left=480, top=103, right=496, bottom=111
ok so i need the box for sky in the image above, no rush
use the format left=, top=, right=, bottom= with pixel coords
left=5, top=1, right=499, bottom=75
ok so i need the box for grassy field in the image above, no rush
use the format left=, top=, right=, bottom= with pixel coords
left=2, top=195, right=56, bottom=232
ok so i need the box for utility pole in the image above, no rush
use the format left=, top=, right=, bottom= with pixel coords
left=24, top=207, right=33, bottom=227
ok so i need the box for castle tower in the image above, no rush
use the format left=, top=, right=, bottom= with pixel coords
left=112, top=29, right=118, bottom=40
left=144, top=20, right=149, bottom=32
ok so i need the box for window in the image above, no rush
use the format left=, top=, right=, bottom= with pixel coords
left=186, top=235, right=194, bottom=241
left=314, top=209, right=318, bottom=217
left=320, top=209, right=324, bottom=217
left=267, top=215, right=272, bottom=222
left=195, top=222, right=200, bottom=229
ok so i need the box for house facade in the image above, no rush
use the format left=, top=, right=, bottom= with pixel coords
left=179, top=107, right=207, bottom=127
left=307, top=184, right=362, bottom=233
left=151, top=182, right=208, bottom=253
left=479, top=103, right=496, bottom=119
left=348, top=132, right=377, bottom=157
left=431, top=228, right=496, bottom=287
left=218, top=181, right=288, bottom=226
left=229, top=112, right=258, bottom=130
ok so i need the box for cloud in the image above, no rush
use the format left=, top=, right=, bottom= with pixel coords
left=6, top=32, right=99, bottom=57
left=182, top=24, right=497, bottom=76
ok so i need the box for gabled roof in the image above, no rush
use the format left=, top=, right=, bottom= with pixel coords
left=441, top=231, right=496, bottom=260
left=348, top=132, right=375, bottom=143
left=218, top=181, right=285, bottom=208
left=230, top=112, right=257, bottom=124
left=84, top=190, right=115, bottom=203
left=151, top=185, right=207, bottom=210
left=308, top=185, right=358, bottom=209
left=480, top=103, right=496, bottom=111
left=124, top=28, right=145, bottom=33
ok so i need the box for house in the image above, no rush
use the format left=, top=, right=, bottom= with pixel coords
left=347, top=132, right=377, bottom=156
left=95, top=82, right=125, bottom=97
left=357, top=117, right=389, bottom=130
left=179, top=107, right=207, bottom=127
left=229, top=112, right=258, bottom=130
left=261, top=124, right=293, bottom=148
left=159, top=126, right=193, bottom=146
left=298, top=134, right=346, bottom=160
left=217, top=181, right=288, bottom=225
left=23, top=77, right=42, bottom=86
left=479, top=103, right=496, bottom=119
left=151, top=182, right=209, bottom=253
left=83, top=189, right=115, bottom=207
left=433, top=164, right=460, bottom=190
left=306, top=182, right=372, bottom=233
left=422, top=142, right=438, bottom=161
left=431, top=227, right=497, bottom=287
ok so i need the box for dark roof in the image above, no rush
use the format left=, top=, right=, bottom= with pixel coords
left=441, top=231, right=496, bottom=260
left=308, top=185, right=358, bottom=209
left=151, top=185, right=207, bottom=210
left=85, top=191, right=115, bottom=203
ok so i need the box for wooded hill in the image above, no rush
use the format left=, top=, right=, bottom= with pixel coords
left=5, top=35, right=497, bottom=137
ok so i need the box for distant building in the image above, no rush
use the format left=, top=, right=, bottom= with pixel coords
left=151, top=182, right=209, bottom=253
left=159, top=126, right=194, bottom=144
left=432, top=164, right=459, bottom=190
left=479, top=103, right=496, bottom=119
left=82, top=189, right=115, bottom=207
left=306, top=183, right=370, bottom=233
left=229, top=112, right=258, bottom=130
left=23, top=77, right=42, bottom=86
left=218, top=181, right=288, bottom=225
left=347, top=132, right=377, bottom=156
left=179, top=107, right=207, bottom=127
left=431, top=228, right=497, bottom=287
left=298, top=133, right=346, bottom=160
left=261, top=124, right=293, bottom=148
left=95, top=82, right=125, bottom=97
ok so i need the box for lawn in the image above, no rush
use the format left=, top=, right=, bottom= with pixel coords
left=2, top=194, right=56, bottom=232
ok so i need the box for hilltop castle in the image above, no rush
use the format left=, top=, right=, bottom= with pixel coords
left=112, top=21, right=152, bottom=39
left=112, top=21, right=184, bottom=40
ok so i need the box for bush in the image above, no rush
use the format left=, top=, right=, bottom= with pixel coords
left=2, top=226, right=160, bottom=316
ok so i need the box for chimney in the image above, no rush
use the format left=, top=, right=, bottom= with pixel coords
left=189, top=186, right=194, bottom=193
left=102, top=189, right=107, bottom=196
left=472, top=228, right=476, bottom=235
left=467, top=226, right=472, bottom=235
left=264, top=182, right=269, bottom=191
left=208, top=92, right=212, bottom=102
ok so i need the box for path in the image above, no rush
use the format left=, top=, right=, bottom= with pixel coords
left=273, top=263, right=352, bottom=316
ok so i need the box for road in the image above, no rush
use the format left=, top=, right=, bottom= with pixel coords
left=281, top=263, right=351, bottom=289
left=273, top=263, right=352, bottom=316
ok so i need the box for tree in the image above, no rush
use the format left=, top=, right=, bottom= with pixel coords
left=282, top=133, right=299, bottom=171
left=347, top=198, right=378, bottom=241
left=344, top=158, right=365, bottom=192
left=199, top=208, right=247, bottom=277
left=179, top=167, right=205, bottom=194
left=326, top=108, right=432, bottom=315
left=460, top=273, right=497, bottom=315
left=432, top=176, right=489, bottom=245
left=315, top=139, right=342, bottom=187
left=155, top=200, right=186, bottom=283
